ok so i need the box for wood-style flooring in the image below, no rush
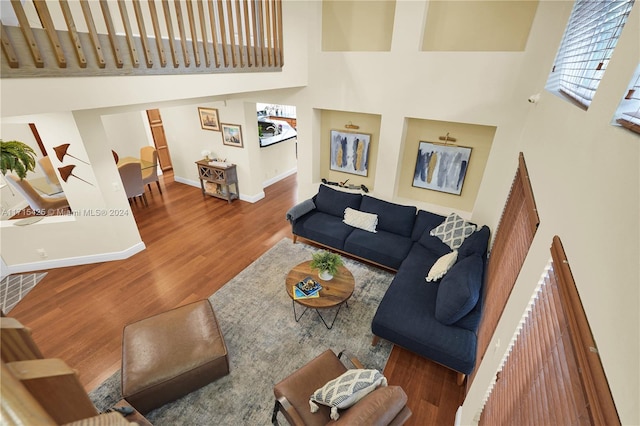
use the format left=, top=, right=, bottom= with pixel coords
left=7, top=171, right=464, bottom=425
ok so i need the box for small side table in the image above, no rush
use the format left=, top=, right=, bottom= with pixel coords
left=196, top=160, right=239, bottom=204
left=285, top=261, right=355, bottom=329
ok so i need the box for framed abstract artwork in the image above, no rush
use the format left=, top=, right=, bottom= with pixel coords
left=329, top=130, right=371, bottom=177
left=198, top=107, right=220, bottom=131
left=221, top=123, right=244, bottom=148
left=413, top=142, right=472, bottom=195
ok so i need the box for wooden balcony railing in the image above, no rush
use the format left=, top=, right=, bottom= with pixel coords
left=1, top=0, right=283, bottom=78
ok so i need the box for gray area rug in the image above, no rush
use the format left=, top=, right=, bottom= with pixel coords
left=0, top=272, right=47, bottom=314
left=90, top=238, right=394, bottom=425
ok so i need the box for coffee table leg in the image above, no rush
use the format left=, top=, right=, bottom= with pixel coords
left=315, top=302, right=347, bottom=330
left=292, top=301, right=310, bottom=322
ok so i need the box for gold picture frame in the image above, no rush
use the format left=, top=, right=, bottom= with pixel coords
left=198, top=107, right=220, bottom=131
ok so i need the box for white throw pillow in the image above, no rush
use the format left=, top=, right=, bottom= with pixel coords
left=430, top=213, right=476, bottom=250
left=426, top=250, right=458, bottom=282
left=343, top=207, right=378, bottom=233
left=309, top=369, right=387, bottom=420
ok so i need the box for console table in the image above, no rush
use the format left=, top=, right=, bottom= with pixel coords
left=196, top=160, right=239, bottom=204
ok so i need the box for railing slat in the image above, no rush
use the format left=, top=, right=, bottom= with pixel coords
left=265, top=0, right=272, bottom=66
left=217, top=0, right=228, bottom=67
left=1, top=22, right=20, bottom=68
left=10, top=0, right=44, bottom=67
left=33, top=0, right=67, bottom=68
left=207, top=0, right=220, bottom=67
left=148, top=0, right=167, bottom=67
left=277, top=0, right=283, bottom=66
left=186, top=0, right=200, bottom=67
left=79, top=1, right=106, bottom=68
left=197, top=0, right=211, bottom=67
left=163, top=0, right=181, bottom=67
left=117, top=0, right=140, bottom=68
left=59, top=0, right=88, bottom=68
left=132, top=0, right=154, bottom=67
left=242, top=0, right=251, bottom=67
left=173, top=0, right=189, bottom=67
left=235, top=0, right=244, bottom=67
left=250, top=0, right=259, bottom=66
left=226, top=0, right=237, bottom=67
left=257, top=0, right=265, bottom=66
left=99, top=0, right=124, bottom=68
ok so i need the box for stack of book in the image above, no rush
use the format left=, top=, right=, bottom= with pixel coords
left=293, top=277, right=322, bottom=299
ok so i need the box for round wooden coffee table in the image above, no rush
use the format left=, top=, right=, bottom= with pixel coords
left=285, top=260, right=355, bottom=329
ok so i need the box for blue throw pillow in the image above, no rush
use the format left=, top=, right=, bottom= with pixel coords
left=458, top=225, right=490, bottom=259
left=314, top=184, right=362, bottom=218
left=435, top=255, right=484, bottom=325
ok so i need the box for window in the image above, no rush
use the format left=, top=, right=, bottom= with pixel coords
left=545, top=0, right=636, bottom=109
left=479, top=237, right=620, bottom=425
left=612, top=63, right=640, bottom=134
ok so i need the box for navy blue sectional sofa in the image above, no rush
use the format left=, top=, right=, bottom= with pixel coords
left=286, top=184, right=490, bottom=378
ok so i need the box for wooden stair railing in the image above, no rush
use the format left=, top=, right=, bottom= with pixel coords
left=1, top=0, right=284, bottom=78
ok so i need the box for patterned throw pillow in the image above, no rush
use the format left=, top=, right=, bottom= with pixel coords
left=343, top=207, right=378, bottom=233
left=426, top=250, right=458, bottom=282
left=309, top=369, right=387, bottom=420
left=430, top=213, right=476, bottom=250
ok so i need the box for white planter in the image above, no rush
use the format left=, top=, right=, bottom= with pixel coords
left=318, top=270, right=333, bottom=281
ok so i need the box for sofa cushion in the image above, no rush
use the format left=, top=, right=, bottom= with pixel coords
left=458, top=225, right=490, bottom=259
left=417, top=231, right=452, bottom=259
left=315, top=184, right=362, bottom=218
left=435, top=255, right=484, bottom=325
left=294, top=212, right=354, bottom=250
left=430, top=213, right=477, bottom=250
left=328, top=386, right=408, bottom=426
left=360, top=196, right=417, bottom=237
left=343, top=207, right=378, bottom=233
left=310, top=369, right=387, bottom=420
left=411, top=210, right=447, bottom=241
left=344, top=229, right=413, bottom=270
left=426, top=250, right=458, bottom=282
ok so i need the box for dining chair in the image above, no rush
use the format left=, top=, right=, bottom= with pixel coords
left=139, top=146, right=161, bottom=194
left=117, top=163, right=148, bottom=207
left=5, top=175, right=70, bottom=214
left=37, top=156, right=61, bottom=186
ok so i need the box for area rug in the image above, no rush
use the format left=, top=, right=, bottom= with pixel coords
left=89, top=237, right=395, bottom=425
left=0, top=272, right=47, bottom=314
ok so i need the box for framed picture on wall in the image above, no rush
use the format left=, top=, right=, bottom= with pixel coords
left=329, top=130, right=371, bottom=176
left=221, top=123, right=244, bottom=148
left=198, top=107, right=220, bottom=131
left=412, top=141, right=472, bottom=195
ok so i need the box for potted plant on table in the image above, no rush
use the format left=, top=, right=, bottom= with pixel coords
left=1, top=140, right=37, bottom=179
left=310, top=250, right=343, bottom=281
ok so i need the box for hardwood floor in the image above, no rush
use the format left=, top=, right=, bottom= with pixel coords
left=7, top=172, right=463, bottom=425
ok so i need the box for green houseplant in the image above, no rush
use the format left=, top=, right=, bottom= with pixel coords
left=1, top=140, right=37, bottom=180
left=310, top=250, right=343, bottom=280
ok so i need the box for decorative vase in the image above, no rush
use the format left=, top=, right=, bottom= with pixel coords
left=318, top=270, right=333, bottom=281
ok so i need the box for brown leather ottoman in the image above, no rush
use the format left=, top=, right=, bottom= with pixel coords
left=121, top=300, right=229, bottom=414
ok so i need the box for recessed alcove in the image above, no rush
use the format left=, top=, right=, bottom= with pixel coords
left=397, top=118, right=496, bottom=212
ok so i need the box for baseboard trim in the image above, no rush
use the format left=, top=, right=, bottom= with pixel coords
left=3, top=242, right=146, bottom=275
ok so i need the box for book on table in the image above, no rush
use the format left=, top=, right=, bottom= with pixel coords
left=294, top=276, right=322, bottom=298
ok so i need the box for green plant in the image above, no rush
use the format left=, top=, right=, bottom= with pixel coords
left=310, top=251, right=343, bottom=276
left=1, top=140, right=37, bottom=180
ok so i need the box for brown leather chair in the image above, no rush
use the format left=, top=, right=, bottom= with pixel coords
left=272, top=349, right=411, bottom=425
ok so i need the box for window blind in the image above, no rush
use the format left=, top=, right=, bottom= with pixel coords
left=467, top=153, right=539, bottom=390
left=613, top=63, right=640, bottom=134
left=478, top=237, right=620, bottom=425
left=546, top=0, right=635, bottom=109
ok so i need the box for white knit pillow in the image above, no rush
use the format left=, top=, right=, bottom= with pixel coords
left=309, top=369, right=387, bottom=420
left=426, top=250, right=458, bottom=282
left=343, top=208, right=378, bottom=233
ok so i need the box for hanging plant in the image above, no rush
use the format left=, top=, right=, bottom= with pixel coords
left=0, top=140, right=37, bottom=180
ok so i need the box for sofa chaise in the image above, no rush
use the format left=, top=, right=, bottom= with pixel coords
left=286, top=184, right=490, bottom=380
